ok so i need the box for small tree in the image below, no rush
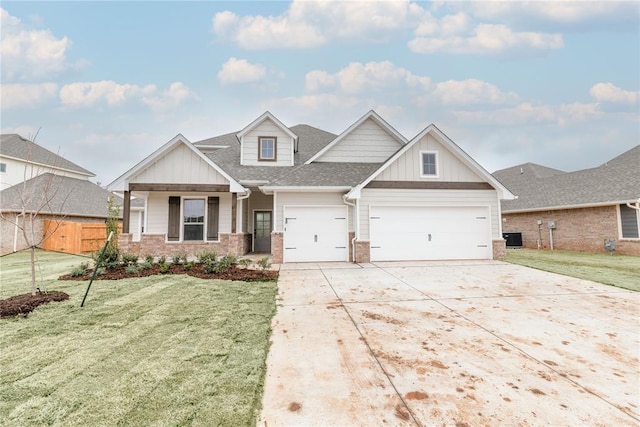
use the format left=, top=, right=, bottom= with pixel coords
left=102, top=194, right=121, bottom=267
left=0, top=130, right=71, bottom=295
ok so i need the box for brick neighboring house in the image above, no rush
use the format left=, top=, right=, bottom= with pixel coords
left=493, top=145, right=640, bottom=256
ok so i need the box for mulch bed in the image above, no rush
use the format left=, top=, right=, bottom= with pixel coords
left=58, top=263, right=279, bottom=282
left=0, top=291, right=69, bottom=318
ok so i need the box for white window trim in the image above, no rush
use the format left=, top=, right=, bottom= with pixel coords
left=420, top=150, right=439, bottom=178
left=166, top=196, right=219, bottom=243
left=617, top=203, right=640, bottom=240
left=0, top=162, right=6, bottom=173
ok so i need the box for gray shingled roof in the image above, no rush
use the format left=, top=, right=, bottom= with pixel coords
left=0, top=134, right=94, bottom=176
left=197, top=124, right=340, bottom=186
left=269, top=163, right=383, bottom=187
left=493, top=145, right=640, bottom=212
left=0, top=173, right=141, bottom=218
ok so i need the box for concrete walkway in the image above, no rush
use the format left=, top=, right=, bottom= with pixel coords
left=259, top=261, right=639, bottom=426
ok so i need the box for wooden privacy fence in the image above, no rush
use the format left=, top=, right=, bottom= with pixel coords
left=42, top=220, right=121, bottom=255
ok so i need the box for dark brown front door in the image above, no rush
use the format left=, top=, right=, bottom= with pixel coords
left=254, top=211, right=272, bottom=253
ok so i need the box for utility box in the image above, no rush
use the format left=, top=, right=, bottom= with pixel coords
left=604, top=238, right=616, bottom=254
left=503, top=232, right=523, bottom=248
left=547, top=221, right=556, bottom=229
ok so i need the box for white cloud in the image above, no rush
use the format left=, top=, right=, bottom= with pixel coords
left=432, top=79, right=519, bottom=105
left=590, top=83, right=639, bottom=105
left=409, top=24, right=563, bottom=55
left=59, top=81, right=156, bottom=107
left=1, top=83, right=58, bottom=109
left=305, top=61, right=431, bottom=94
left=213, top=0, right=427, bottom=49
left=453, top=102, right=603, bottom=127
left=217, top=58, right=267, bottom=84
left=0, top=8, right=72, bottom=81
left=142, top=82, right=198, bottom=111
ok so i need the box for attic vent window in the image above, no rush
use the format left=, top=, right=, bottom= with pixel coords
left=259, top=137, right=277, bottom=161
left=420, top=151, right=438, bottom=177
left=0, top=163, right=6, bottom=173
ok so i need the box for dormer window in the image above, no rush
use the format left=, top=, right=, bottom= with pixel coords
left=259, top=137, right=277, bottom=161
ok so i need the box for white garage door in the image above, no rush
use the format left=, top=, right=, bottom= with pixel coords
left=284, top=206, right=349, bottom=262
left=370, top=206, right=491, bottom=261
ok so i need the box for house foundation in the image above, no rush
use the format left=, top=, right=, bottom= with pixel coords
left=492, top=239, right=506, bottom=260
left=270, top=232, right=283, bottom=264
left=118, top=232, right=251, bottom=259
left=354, top=240, right=371, bottom=264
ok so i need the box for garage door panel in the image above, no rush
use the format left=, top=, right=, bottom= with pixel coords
left=284, top=206, right=348, bottom=263
left=370, top=206, right=491, bottom=261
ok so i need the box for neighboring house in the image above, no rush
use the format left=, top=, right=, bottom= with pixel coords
left=0, top=134, right=94, bottom=190
left=0, top=134, right=143, bottom=255
left=108, top=111, right=514, bottom=263
left=493, top=145, right=640, bottom=256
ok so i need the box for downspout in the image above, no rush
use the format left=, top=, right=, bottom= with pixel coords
left=626, top=199, right=640, bottom=210
left=342, top=194, right=357, bottom=263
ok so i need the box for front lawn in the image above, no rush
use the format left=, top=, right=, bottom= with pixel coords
left=0, top=250, right=277, bottom=426
left=505, top=249, right=640, bottom=291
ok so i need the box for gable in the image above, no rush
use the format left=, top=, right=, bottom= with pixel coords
left=240, top=117, right=295, bottom=166
left=130, top=143, right=230, bottom=185
left=315, top=118, right=403, bottom=163
left=373, top=132, right=484, bottom=182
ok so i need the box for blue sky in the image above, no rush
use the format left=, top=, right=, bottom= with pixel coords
left=1, top=1, right=638, bottom=185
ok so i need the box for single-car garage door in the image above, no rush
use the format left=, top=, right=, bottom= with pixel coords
left=284, top=206, right=349, bottom=263
left=370, top=206, right=491, bottom=261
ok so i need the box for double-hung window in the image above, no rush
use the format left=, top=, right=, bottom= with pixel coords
left=259, top=137, right=276, bottom=161
left=619, top=204, right=640, bottom=239
left=420, top=151, right=438, bottom=177
left=167, top=196, right=219, bottom=242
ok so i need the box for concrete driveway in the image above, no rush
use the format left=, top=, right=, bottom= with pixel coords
left=259, top=261, right=639, bottom=426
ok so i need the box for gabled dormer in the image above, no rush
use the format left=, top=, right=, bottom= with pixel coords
left=236, top=112, right=298, bottom=167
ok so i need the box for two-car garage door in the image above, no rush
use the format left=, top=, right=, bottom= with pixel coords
left=283, top=206, right=349, bottom=263
left=369, top=206, right=491, bottom=261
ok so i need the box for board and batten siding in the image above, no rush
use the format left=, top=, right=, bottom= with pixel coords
left=130, top=144, right=229, bottom=185
left=145, top=192, right=232, bottom=238
left=358, top=189, right=501, bottom=240
left=241, top=119, right=294, bottom=166
left=274, top=192, right=352, bottom=231
left=316, top=118, right=402, bottom=163
left=374, top=134, right=483, bottom=182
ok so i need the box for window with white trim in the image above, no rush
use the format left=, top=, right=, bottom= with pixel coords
left=167, top=196, right=219, bottom=242
left=259, top=137, right=276, bottom=161
left=420, top=151, right=438, bottom=177
left=0, top=163, right=6, bottom=173
left=619, top=204, right=639, bottom=239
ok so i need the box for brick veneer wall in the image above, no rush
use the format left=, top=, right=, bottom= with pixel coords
left=492, top=239, right=506, bottom=260
left=502, top=205, right=639, bottom=256
left=354, top=240, right=371, bottom=264
left=118, top=232, right=251, bottom=258
left=270, top=232, right=283, bottom=264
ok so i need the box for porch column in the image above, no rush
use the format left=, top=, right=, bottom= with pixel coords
left=123, top=190, right=131, bottom=233
left=231, top=193, right=237, bottom=233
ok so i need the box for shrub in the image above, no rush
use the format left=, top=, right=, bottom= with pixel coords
left=70, top=262, right=89, bottom=277
left=144, top=254, right=154, bottom=264
left=139, top=261, right=152, bottom=270
left=125, top=265, right=139, bottom=275
left=257, top=257, right=271, bottom=270
left=122, top=253, right=139, bottom=266
left=183, top=261, right=195, bottom=271
left=95, top=267, right=106, bottom=276
left=157, top=256, right=167, bottom=266
left=202, top=260, right=217, bottom=274
left=172, top=255, right=181, bottom=265
left=212, top=254, right=236, bottom=274
left=159, top=263, right=170, bottom=274
left=173, top=251, right=187, bottom=264
left=197, top=250, right=217, bottom=265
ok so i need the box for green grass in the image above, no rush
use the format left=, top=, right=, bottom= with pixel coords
left=0, top=250, right=277, bottom=426
left=506, top=249, right=640, bottom=291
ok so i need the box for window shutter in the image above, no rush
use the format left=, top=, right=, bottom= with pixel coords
left=207, top=197, right=219, bottom=240
left=168, top=196, right=180, bottom=241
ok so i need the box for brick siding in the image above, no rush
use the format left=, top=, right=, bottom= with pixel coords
left=492, top=239, right=506, bottom=260
left=118, top=232, right=251, bottom=258
left=502, top=205, right=639, bottom=256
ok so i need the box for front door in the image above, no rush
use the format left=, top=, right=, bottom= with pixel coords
left=254, top=211, right=272, bottom=253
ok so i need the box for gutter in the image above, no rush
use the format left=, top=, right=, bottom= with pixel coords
left=342, top=194, right=357, bottom=263
left=503, top=199, right=640, bottom=214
